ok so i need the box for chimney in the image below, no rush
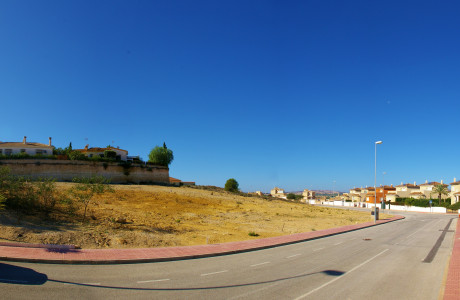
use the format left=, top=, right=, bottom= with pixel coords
left=455, top=177, right=457, bottom=183
left=414, top=181, right=416, bottom=186
left=48, top=137, right=52, bottom=146
left=391, top=184, right=393, bottom=187
left=425, top=179, right=428, bottom=183
left=84, top=144, right=89, bottom=150
left=23, top=136, right=27, bottom=144
left=441, top=180, right=443, bottom=184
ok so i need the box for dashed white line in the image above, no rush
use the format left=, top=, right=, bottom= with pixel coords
left=293, top=249, right=389, bottom=300
left=313, top=247, right=324, bottom=251
left=286, top=254, right=301, bottom=258
left=250, top=261, right=270, bottom=267
left=333, top=242, right=343, bottom=246
left=201, top=270, right=228, bottom=276
left=137, top=279, right=170, bottom=284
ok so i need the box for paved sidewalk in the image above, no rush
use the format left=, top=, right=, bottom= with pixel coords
left=443, top=217, right=460, bottom=300
left=0, top=216, right=403, bottom=264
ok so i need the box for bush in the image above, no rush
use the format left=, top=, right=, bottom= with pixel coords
left=224, top=178, right=239, bottom=192
left=69, top=151, right=87, bottom=161
left=248, top=232, right=259, bottom=237
left=449, top=202, right=460, bottom=211
left=395, top=197, right=449, bottom=208
left=287, top=193, right=296, bottom=200
left=104, top=150, right=117, bottom=159
left=70, top=176, right=114, bottom=221
left=148, top=146, right=174, bottom=167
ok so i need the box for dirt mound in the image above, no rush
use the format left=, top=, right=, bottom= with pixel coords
left=0, top=183, right=381, bottom=249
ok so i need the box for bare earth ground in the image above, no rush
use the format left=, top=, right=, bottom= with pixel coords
left=0, top=183, right=389, bottom=249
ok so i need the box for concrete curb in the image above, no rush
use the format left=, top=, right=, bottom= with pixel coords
left=0, top=215, right=404, bottom=265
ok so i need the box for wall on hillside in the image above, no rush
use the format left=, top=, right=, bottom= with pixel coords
left=0, top=160, right=169, bottom=184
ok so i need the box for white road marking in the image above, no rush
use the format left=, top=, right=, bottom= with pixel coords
left=201, top=270, right=228, bottom=276
left=250, top=261, right=270, bottom=267
left=137, top=279, right=170, bottom=284
left=286, top=254, right=301, bottom=258
left=293, top=248, right=390, bottom=300
left=333, top=242, right=343, bottom=245
left=313, top=247, right=324, bottom=251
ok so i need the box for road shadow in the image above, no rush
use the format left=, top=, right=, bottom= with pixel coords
left=0, top=263, right=48, bottom=285
left=49, top=269, right=344, bottom=291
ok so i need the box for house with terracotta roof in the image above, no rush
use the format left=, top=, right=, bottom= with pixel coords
left=450, top=178, right=460, bottom=204
left=169, top=177, right=195, bottom=186
left=0, top=136, right=53, bottom=156
left=419, top=180, right=449, bottom=199
left=74, top=144, right=128, bottom=161
left=395, top=182, right=420, bottom=198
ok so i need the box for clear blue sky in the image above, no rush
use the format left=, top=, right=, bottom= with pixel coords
left=1, top=1, right=459, bottom=192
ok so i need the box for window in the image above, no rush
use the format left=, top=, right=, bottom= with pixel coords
left=20, top=149, right=26, bottom=153
left=0, top=149, right=2, bottom=154
left=35, top=149, right=45, bottom=155
left=5, top=149, right=12, bottom=155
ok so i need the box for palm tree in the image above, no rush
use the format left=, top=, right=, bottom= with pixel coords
left=431, top=184, right=449, bottom=205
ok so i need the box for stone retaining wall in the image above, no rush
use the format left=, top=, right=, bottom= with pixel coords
left=0, top=159, right=169, bottom=184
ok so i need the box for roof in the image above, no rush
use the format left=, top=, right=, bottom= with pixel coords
left=396, top=183, right=419, bottom=188
left=451, top=181, right=460, bottom=186
left=420, top=181, right=448, bottom=187
left=0, top=142, right=52, bottom=149
left=75, top=146, right=128, bottom=154
left=169, top=177, right=181, bottom=183
left=410, top=192, right=424, bottom=195
left=381, top=185, right=396, bottom=190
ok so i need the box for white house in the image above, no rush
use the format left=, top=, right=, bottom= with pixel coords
left=270, top=187, right=287, bottom=199
left=0, top=136, right=53, bottom=156
left=74, top=145, right=128, bottom=161
left=450, top=178, right=460, bottom=204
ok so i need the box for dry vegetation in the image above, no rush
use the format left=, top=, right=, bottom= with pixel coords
left=0, top=183, right=389, bottom=249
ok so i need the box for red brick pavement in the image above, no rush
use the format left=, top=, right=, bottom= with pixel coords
left=443, top=217, right=460, bottom=300
left=0, top=215, right=404, bottom=264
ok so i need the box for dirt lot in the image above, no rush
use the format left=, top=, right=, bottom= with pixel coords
left=0, top=184, right=389, bottom=249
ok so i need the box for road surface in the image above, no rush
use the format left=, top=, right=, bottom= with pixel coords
left=0, top=212, right=456, bottom=299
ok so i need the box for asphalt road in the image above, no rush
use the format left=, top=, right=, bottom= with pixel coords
left=0, top=212, right=456, bottom=300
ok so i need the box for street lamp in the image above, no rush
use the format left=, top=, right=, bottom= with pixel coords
left=374, top=141, right=383, bottom=223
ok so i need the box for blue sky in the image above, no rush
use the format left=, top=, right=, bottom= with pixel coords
left=1, top=1, right=459, bottom=192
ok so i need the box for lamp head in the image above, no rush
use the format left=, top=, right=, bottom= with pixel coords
left=375, top=141, right=383, bottom=144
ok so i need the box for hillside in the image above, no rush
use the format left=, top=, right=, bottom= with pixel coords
left=0, top=184, right=385, bottom=249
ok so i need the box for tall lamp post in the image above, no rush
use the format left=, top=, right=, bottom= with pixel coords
left=374, top=141, right=383, bottom=223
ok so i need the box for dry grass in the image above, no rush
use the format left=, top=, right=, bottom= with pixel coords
left=0, top=183, right=389, bottom=249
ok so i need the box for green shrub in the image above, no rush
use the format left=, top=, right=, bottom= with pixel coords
left=287, top=193, right=296, bottom=200
left=224, top=178, right=239, bottom=192
left=104, top=150, right=117, bottom=159
left=248, top=232, right=259, bottom=237
left=450, top=202, right=460, bottom=211
left=69, top=151, right=87, bottom=161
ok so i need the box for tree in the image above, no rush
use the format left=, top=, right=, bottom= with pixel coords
left=225, top=178, right=239, bottom=192
left=69, top=151, right=86, bottom=161
left=104, top=150, right=117, bottom=160
left=0, top=193, right=5, bottom=211
left=431, top=184, right=449, bottom=205
left=148, top=145, right=174, bottom=167
left=287, top=193, right=296, bottom=200
left=69, top=176, right=113, bottom=221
